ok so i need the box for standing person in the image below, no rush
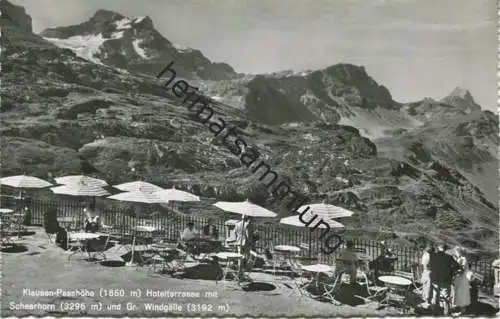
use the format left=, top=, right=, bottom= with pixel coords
left=234, top=216, right=254, bottom=275
left=452, top=246, right=470, bottom=315
left=420, top=243, right=434, bottom=308
left=429, top=243, right=460, bottom=315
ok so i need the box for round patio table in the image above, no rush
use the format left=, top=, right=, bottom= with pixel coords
left=274, top=245, right=301, bottom=253
left=301, top=263, right=334, bottom=275
left=378, top=275, right=412, bottom=311
left=300, top=263, right=341, bottom=304
left=379, top=275, right=411, bottom=288
left=273, top=245, right=301, bottom=271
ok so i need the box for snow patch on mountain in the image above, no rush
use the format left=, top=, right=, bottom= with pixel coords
left=173, top=43, right=193, bottom=52
left=44, top=31, right=124, bottom=64
left=115, top=17, right=132, bottom=30
left=132, top=39, right=148, bottom=59
left=110, top=31, right=124, bottom=39
left=44, top=34, right=107, bottom=64
left=134, top=16, right=145, bottom=23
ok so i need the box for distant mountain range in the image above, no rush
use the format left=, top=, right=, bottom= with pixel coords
left=1, top=0, right=498, bottom=256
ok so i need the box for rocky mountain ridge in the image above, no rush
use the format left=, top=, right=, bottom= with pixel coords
left=40, top=9, right=238, bottom=80
left=1, top=0, right=498, bottom=255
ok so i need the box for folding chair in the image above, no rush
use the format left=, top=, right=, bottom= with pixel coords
left=1, top=222, right=15, bottom=246
left=354, top=260, right=389, bottom=303
left=66, top=232, right=85, bottom=261
left=288, top=258, right=315, bottom=298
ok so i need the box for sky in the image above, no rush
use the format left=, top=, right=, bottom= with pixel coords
left=13, top=0, right=498, bottom=111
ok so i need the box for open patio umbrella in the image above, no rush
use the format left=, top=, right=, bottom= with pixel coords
left=107, top=190, right=166, bottom=266
left=213, top=199, right=277, bottom=218
left=55, top=175, right=108, bottom=188
left=113, top=181, right=163, bottom=193
left=153, top=187, right=200, bottom=202
left=291, top=203, right=352, bottom=259
left=51, top=184, right=110, bottom=197
left=280, top=215, right=345, bottom=229
left=0, top=175, right=53, bottom=189
left=296, top=203, right=354, bottom=219
left=213, top=199, right=277, bottom=277
left=0, top=174, right=53, bottom=236
left=153, top=187, right=200, bottom=215
left=107, top=190, right=165, bottom=204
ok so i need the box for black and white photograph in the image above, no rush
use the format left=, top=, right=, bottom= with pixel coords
left=1, top=0, right=499, bottom=317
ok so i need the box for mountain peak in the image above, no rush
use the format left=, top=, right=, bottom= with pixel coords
left=91, top=9, right=124, bottom=22
left=440, top=87, right=481, bottom=112
left=446, top=87, right=473, bottom=100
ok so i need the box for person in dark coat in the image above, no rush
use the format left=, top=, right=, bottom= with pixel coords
left=429, top=243, right=460, bottom=315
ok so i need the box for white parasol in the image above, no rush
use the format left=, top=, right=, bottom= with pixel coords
left=113, top=181, right=164, bottom=193
left=213, top=199, right=277, bottom=218
left=55, top=175, right=108, bottom=187
left=291, top=202, right=352, bottom=259
left=280, top=215, right=345, bottom=229
left=213, top=199, right=277, bottom=278
left=107, top=190, right=166, bottom=266
left=296, top=203, right=354, bottom=219
left=107, top=190, right=165, bottom=204
left=0, top=175, right=52, bottom=188
left=153, top=187, right=200, bottom=203
left=50, top=183, right=110, bottom=197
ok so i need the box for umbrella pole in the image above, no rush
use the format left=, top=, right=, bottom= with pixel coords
left=308, top=231, right=312, bottom=260
left=238, top=214, right=245, bottom=279
left=126, top=233, right=136, bottom=267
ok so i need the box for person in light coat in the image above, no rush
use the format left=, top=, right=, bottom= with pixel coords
left=452, top=246, right=471, bottom=315
left=420, top=244, right=434, bottom=308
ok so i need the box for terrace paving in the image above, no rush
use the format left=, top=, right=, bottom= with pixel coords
left=0, top=227, right=403, bottom=317
left=1, top=227, right=498, bottom=317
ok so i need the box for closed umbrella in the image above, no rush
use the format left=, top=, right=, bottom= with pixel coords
left=113, top=181, right=163, bottom=193
left=55, top=175, right=108, bottom=188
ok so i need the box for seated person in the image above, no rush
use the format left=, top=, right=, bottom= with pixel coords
left=44, top=207, right=67, bottom=250
left=336, top=240, right=359, bottom=285
left=83, top=207, right=101, bottom=233
left=181, top=222, right=199, bottom=241
left=202, top=218, right=219, bottom=240
left=179, top=221, right=199, bottom=254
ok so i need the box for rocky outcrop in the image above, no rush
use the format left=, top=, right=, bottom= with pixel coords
left=0, top=0, right=32, bottom=33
